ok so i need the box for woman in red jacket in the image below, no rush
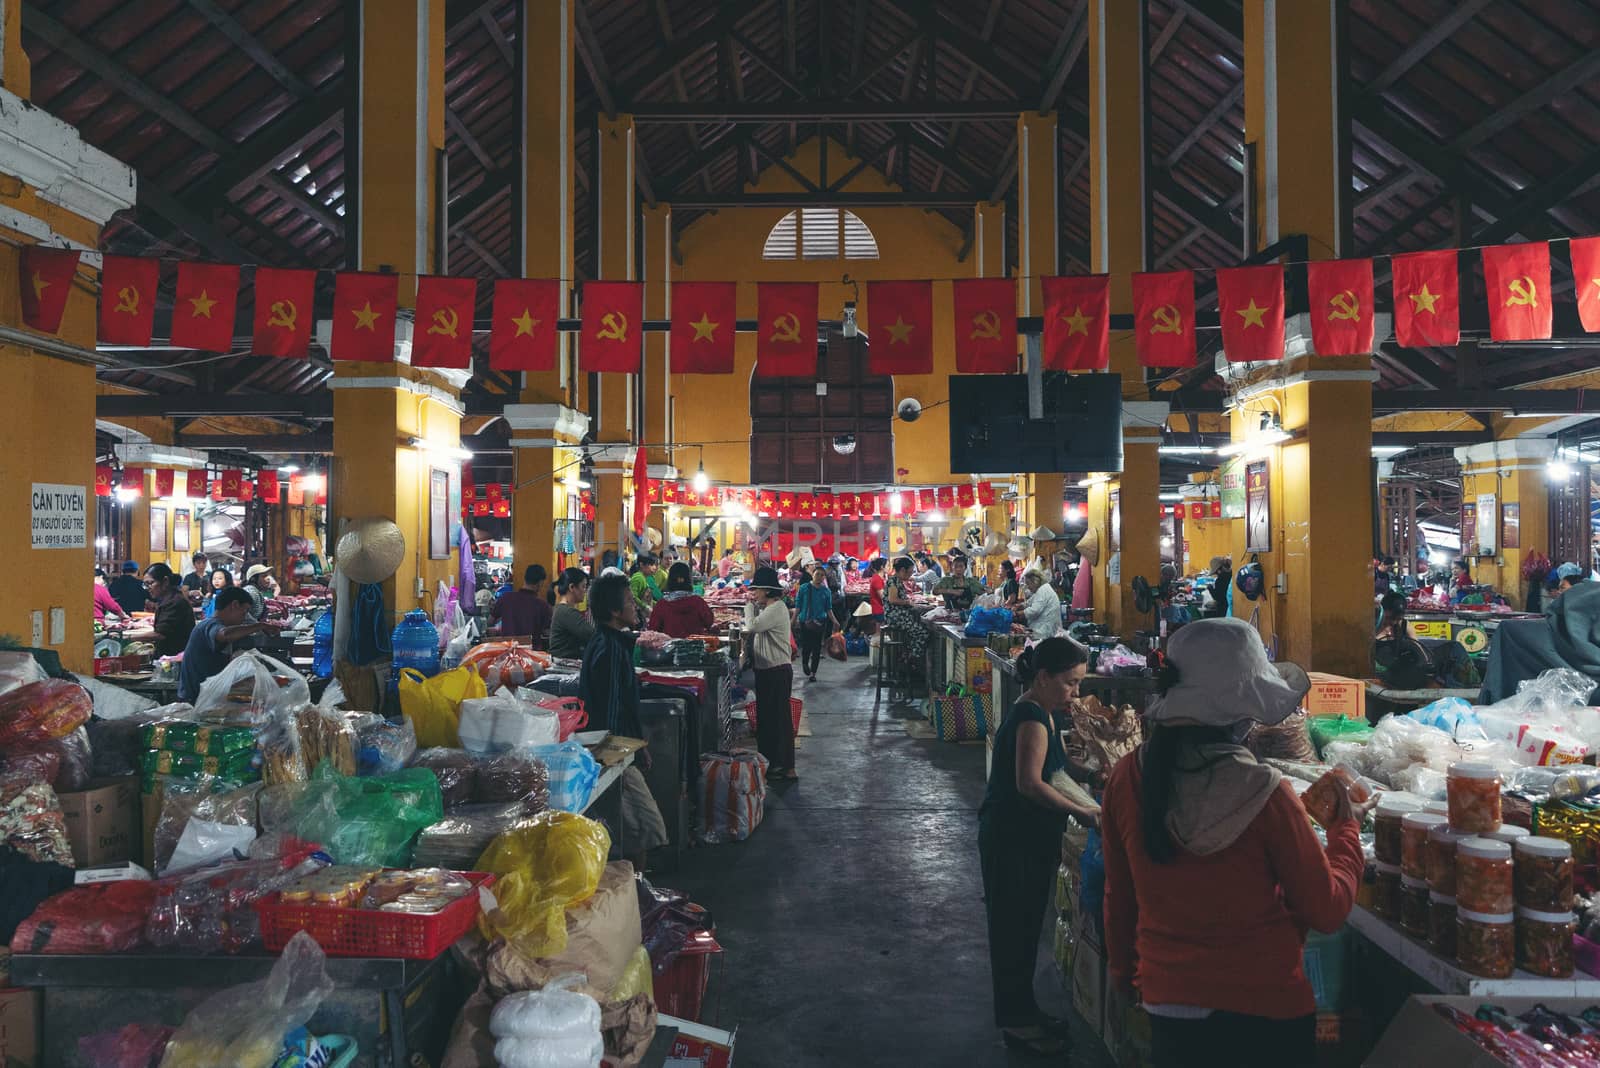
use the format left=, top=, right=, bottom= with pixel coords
left=1100, top=617, right=1373, bottom=1068
left=647, top=562, right=715, bottom=638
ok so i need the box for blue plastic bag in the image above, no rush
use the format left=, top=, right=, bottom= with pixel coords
left=964, top=606, right=1014, bottom=637
left=1079, top=827, right=1106, bottom=940
left=1406, top=696, right=1478, bottom=736
left=519, top=741, right=602, bottom=813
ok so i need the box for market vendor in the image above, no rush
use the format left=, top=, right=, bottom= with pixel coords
left=180, top=551, right=210, bottom=597
left=242, top=564, right=277, bottom=620
left=743, top=566, right=797, bottom=780
left=717, top=548, right=739, bottom=581
left=93, top=568, right=131, bottom=625
left=549, top=567, right=595, bottom=659
left=1100, top=618, right=1371, bottom=1067
left=647, top=562, right=715, bottom=638
left=629, top=554, right=663, bottom=619
left=142, top=562, right=196, bottom=657
left=109, top=559, right=149, bottom=616
left=934, top=550, right=984, bottom=613
left=177, top=587, right=282, bottom=703
left=1020, top=569, right=1062, bottom=640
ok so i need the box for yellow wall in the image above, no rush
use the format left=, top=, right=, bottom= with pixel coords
left=1460, top=463, right=1549, bottom=610
left=1184, top=516, right=1234, bottom=577
left=672, top=138, right=970, bottom=487
left=125, top=473, right=202, bottom=575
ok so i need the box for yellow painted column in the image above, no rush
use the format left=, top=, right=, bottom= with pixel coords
left=592, top=114, right=637, bottom=546
left=2, top=0, right=30, bottom=98
left=1455, top=441, right=1554, bottom=610
left=973, top=201, right=1005, bottom=281
left=1115, top=405, right=1168, bottom=634
left=1015, top=112, right=1056, bottom=317
left=331, top=0, right=461, bottom=624
left=641, top=202, right=673, bottom=464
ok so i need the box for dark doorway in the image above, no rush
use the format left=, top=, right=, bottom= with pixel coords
left=749, top=328, right=894, bottom=485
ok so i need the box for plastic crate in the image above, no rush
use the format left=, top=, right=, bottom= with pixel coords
left=655, top=930, right=722, bottom=1022
left=255, top=871, right=493, bottom=959
left=747, top=697, right=803, bottom=736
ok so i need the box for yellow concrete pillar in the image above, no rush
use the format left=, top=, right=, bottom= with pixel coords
left=1114, top=405, right=1169, bottom=635
left=2, top=0, right=30, bottom=98
left=331, top=0, right=461, bottom=624
left=1015, top=112, right=1057, bottom=317
left=592, top=114, right=637, bottom=546
left=1455, top=440, right=1554, bottom=610
left=641, top=202, right=673, bottom=464
left=973, top=201, right=1006, bottom=281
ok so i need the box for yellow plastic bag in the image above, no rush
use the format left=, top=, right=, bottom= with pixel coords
left=398, top=666, right=486, bottom=748
left=609, top=944, right=654, bottom=1003
left=476, top=811, right=612, bottom=957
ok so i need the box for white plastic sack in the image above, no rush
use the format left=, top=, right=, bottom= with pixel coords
left=194, top=651, right=311, bottom=724
left=0, top=652, right=47, bottom=697
left=459, top=694, right=560, bottom=755
left=493, top=1035, right=603, bottom=1068
left=76, top=675, right=160, bottom=720
left=167, top=819, right=258, bottom=874
left=489, top=974, right=601, bottom=1039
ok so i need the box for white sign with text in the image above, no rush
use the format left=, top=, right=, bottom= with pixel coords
left=31, top=483, right=88, bottom=549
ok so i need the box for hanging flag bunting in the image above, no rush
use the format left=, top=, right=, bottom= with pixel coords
left=1210, top=499, right=1222, bottom=518
left=98, top=255, right=160, bottom=346
left=490, top=278, right=560, bottom=371
left=239, top=478, right=255, bottom=502
left=1306, top=258, right=1375, bottom=356
left=755, top=282, right=817, bottom=377
left=120, top=468, right=144, bottom=497
left=473, top=500, right=489, bottom=517
left=331, top=271, right=398, bottom=361
left=976, top=481, right=996, bottom=506
left=581, top=281, right=643, bottom=372
left=1217, top=264, right=1285, bottom=362
left=1190, top=502, right=1205, bottom=520
left=1042, top=275, right=1111, bottom=371
left=661, top=482, right=678, bottom=504
left=777, top=491, right=797, bottom=516
left=1131, top=271, right=1197, bottom=368
left=253, top=267, right=315, bottom=358
left=957, top=484, right=976, bottom=509
left=171, top=262, right=239, bottom=352
left=866, top=281, right=934, bottom=375
left=1482, top=242, right=1552, bottom=342
left=951, top=278, right=1017, bottom=373
left=837, top=492, right=857, bottom=518
left=95, top=466, right=114, bottom=497
left=816, top=492, right=835, bottom=517
left=672, top=281, right=738, bottom=374
left=936, top=486, right=956, bottom=510
left=647, top=480, right=662, bottom=504
left=1571, top=237, right=1600, bottom=333
left=758, top=491, right=777, bottom=515
left=185, top=470, right=208, bottom=498
left=153, top=469, right=175, bottom=497
left=682, top=488, right=700, bottom=508
left=1390, top=249, right=1460, bottom=348
left=257, top=470, right=280, bottom=503
left=493, top=500, right=510, bottom=518
left=20, top=246, right=80, bottom=333
left=917, top=488, right=937, bottom=512
left=797, top=493, right=815, bottom=516
left=412, top=276, right=477, bottom=369
left=486, top=482, right=502, bottom=501
left=219, top=469, right=244, bottom=499
left=287, top=476, right=305, bottom=506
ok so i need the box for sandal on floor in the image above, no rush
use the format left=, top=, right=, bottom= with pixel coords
left=1001, top=1028, right=1067, bottom=1057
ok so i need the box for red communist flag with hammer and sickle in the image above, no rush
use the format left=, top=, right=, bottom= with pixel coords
left=866, top=281, right=934, bottom=375
left=1570, top=237, right=1600, bottom=333
left=951, top=278, right=1017, bottom=373
left=1217, top=265, right=1285, bottom=362
left=412, top=276, right=477, bottom=369
left=20, top=246, right=80, bottom=334
left=172, top=262, right=239, bottom=352
left=331, top=271, right=398, bottom=362
left=98, top=255, right=159, bottom=347
left=1482, top=242, right=1552, bottom=342
left=581, top=281, right=643, bottom=373
left=253, top=267, right=316, bottom=358
left=1132, top=270, right=1196, bottom=368
left=1391, top=249, right=1459, bottom=348
left=755, top=283, right=817, bottom=377
left=1306, top=258, right=1375, bottom=357
left=672, top=282, right=737, bottom=374
left=1042, top=275, right=1111, bottom=371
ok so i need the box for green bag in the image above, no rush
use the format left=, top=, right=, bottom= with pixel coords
left=261, top=762, right=444, bottom=866
left=1307, top=714, right=1373, bottom=758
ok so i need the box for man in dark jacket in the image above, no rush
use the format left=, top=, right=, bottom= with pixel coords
left=109, top=560, right=149, bottom=616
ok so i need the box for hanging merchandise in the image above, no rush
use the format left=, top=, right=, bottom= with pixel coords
left=581, top=280, right=644, bottom=372
left=98, top=255, right=160, bottom=347
left=412, top=275, right=477, bottom=369
left=672, top=281, right=738, bottom=374
left=866, top=280, right=934, bottom=375
left=1482, top=241, right=1552, bottom=342
left=1131, top=270, right=1197, bottom=368
left=252, top=266, right=316, bottom=358
left=1306, top=258, right=1376, bottom=357
left=755, top=281, right=819, bottom=376
left=331, top=270, right=399, bottom=361
left=171, top=261, right=240, bottom=352
left=18, top=246, right=79, bottom=333
left=1217, top=264, right=1286, bottom=362
left=951, top=277, right=1018, bottom=373
left=1042, top=274, right=1111, bottom=371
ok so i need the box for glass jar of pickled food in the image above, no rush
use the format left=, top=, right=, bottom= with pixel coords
left=1514, top=836, right=1575, bottom=913
left=1374, top=797, right=1421, bottom=866
left=1447, top=761, right=1503, bottom=833
left=1515, top=907, right=1575, bottom=978
left=1426, top=825, right=1476, bottom=897
left=1457, top=909, right=1515, bottom=979
left=1400, top=875, right=1431, bottom=937
left=1428, top=893, right=1457, bottom=957
left=1456, top=837, right=1515, bottom=914
left=1401, top=812, right=1447, bottom=881
left=1424, top=799, right=1449, bottom=817
left=1481, top=825, right=1529, bottom=848
left=1373, top=862, right=1402, bottom=920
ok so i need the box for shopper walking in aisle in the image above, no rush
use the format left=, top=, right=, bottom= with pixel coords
left=743, top=565, right=797, bottom=780
left=794, top=563, right=834, bottom=682
left=648, top=562, right=716, bottom=638
left=493, top=564, right=554, bottom=646
left=1020, top=569, right=1062, bottom=640
left=978, top=637, right=1098, bottom=1057
left=549, top=568, right=595, bottom=659
left=1100, top=618, right=1372, bottom=1068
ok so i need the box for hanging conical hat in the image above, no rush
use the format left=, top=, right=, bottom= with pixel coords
left=335, top=517, right=406, bottom=584
left=981, top=531, right=1006, bottom=556
left=1076, top=526, right=1101, bottom=567
left=645, top=526, right=663, bottom=550
left=1031, top=524, right=1058, bottom=543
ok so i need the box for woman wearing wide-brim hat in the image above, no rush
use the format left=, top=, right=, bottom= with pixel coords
left=1099, top=618, right=1375, bottom=1068
left=743, top=565, right=797, bottom=779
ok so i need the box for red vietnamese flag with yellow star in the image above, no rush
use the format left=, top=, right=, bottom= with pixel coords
left=1391, top=249, right=1459, bottom=348
left=951, top=278, right=1017, bottom=373
left=867, top=281, right=933, bottom=375
left=1482, top=242, right=1552, bottom=342
left=1042, top=275, right=1110, bottom=371
left=172, top=262, right=239, bottom=352
left=1306, top=258, right=1375, bottom=356
left=252, top=267, right=315, bottom=358
left=20, top=246, right=80, bottom=333
left=412, top=276, right=476, bottom=369
left=1571, top=237, right=1600, bottom=333
left=756, top=282, right=817, bottom=377
left=98, top=255, right=160, bottom=346
left=1131, top=271, right=1196, bottom=368
left=331, top=271, right=398, bottom=361
left=1217, top=265, right=1284, bottom=362
left=490, top=278, right=560, bottom=371
left=581, top=281, right=643, bottom=373
left=672, top=282, right=737, bottom=374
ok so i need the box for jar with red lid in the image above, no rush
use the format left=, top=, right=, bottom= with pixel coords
left=1427, top=893, right=1457, bottom=957
left=1447, top=761, right=1502, bottom=833
left=1515, top=908, right=1574, bottom=978
left=1514, top=836, right=1574, bottom=913
left=1456, top=837, right=1514, bottom=914
left=1400, top=875, right=1430, bottom=937
left=1373, top=862, right=1402, bottom=920
left=1401, top=812, right=1446, bottom=881
left=1373, top=797, right=1421, bottom=867
left=1457, top=909, right=1515, bottom=979
left=1426, top=825, right=1475, bottom=897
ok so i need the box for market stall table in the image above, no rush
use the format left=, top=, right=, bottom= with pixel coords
left=923, top=620, right=990, bottom=698
left=1364, top=682, right=1481, bottom=722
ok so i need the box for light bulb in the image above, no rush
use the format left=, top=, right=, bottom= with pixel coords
left=888, top=492, right=903, bottom=513
left=870, top=522, right=881, bottom=532
left=693, top=466, right=709, bottom=494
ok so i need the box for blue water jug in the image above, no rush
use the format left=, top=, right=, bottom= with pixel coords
left=311, top=608, right=335, bottom=678
left=388, top=609, right=440, bottom=691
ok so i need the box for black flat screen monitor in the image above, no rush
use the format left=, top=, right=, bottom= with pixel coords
left=947, top=372, right=1123, bottom=474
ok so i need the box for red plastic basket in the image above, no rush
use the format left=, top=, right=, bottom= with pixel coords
left=255, top=871, right=494, bottom=959
left=654, top=930, right=722, bottom=1021
left=746, top=697, right=803, bottom=736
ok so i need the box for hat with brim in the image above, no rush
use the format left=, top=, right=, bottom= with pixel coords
left=853, top=601, right=874, bottom=617
left=1076, top=527, right=1101, bottom=567
left=1146, top=617, right=1311, bottom=728
left=750, top=565, right=783, bottom=592
left=335, top=517, right=406, bottom=585
left=245, top=564, right=273, bottom=582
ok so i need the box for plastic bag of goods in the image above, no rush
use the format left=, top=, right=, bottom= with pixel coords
left=1407, top=696, right=1479, bottom=737
left=515, top=692, right=588, bottom=742
left=519, top=742, right=601, bottom=813
left=293, top=705, right=359, bottom=777
left=483, top=647, right=551, bottom=694
left=258, top=764, right=443, bottom=866
left=0, top=725, right=92, bottom=793
left=193, top=652, right=311, bottom=725
left=410, top=747, right=480, bottom=809
left=0, top=651, right=47, bottom=697
left=0, top=777, right=74, bottom=867
left=459, top=693, right=560, bottom=754
left=11, top=879, right=158, bottom=953
left=152, top=779, right=264, bottom=874
left=352, top=713, right=417, bottom=775
left=1306, top=715, right=1373, bottom=758
left=698, top=750, right=769, bottom=844
left=476, top=811, right=612, bottom=957
left=146, top=853, right=327, bottom=955
left=490, top=974, right=605, bottom=1068
left=399, top=665, right=487, bottom=748
left=158, top=930, right=334, bottom=1068
left=0, top=678, right=92, bottom=748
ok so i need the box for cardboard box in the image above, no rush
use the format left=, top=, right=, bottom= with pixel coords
left=1070, top=927, right=1106, bottom=1039
left=0, top=988, right=39, bottom=1067
left=1365, top=995, right=1590, bottom=1067
left=1304, top=672, right=1366, bottom=720
left=57, top=776, right=140, bottom=868
left=663, top=1014, right=735, bottom=1068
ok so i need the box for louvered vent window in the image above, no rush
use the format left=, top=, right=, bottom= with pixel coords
left=763, top=210, right=879, bottom=261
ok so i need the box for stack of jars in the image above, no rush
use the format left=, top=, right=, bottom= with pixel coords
left=1514, top=836, right=1575, bottom=979
left=1442, top=761, right=1516, bottom=978
left=1371, top=796, right=1420, bottom=920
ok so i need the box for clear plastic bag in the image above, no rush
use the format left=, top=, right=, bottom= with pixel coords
left=0, top=678, right=92, bottom=747
left=258, top=765, right=442, bottom=866
left=153, top=780, right=263, bottom=874
left=410, top=747, right=479, bottom=809
left=193, top=652, right=311, bottom=726
left=0, top=651, right=47, bottom=697
left=475, top=811, right=612, bottom=956
left=146, top=854, right=326, bottom=954
left=458, top=692, right=559, bottom=754
left=475, top=752, right=550, bottom=808
left=354, top=715, right=417, bottom=776
left=490, top=973, right=602, bottom=1040
left=89, top=703, right=196, bottom=778
left=518, top=742, right=602, bottom=813
left=158, top=930, right=334, bottom=1068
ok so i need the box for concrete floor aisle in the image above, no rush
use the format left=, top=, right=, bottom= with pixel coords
left=661, top=656, right=1114, bottom=1067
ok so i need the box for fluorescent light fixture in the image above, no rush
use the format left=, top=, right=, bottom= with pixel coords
left=278, top=464, right=301, bottom=473
left=1547, top=459, right=1574, bottom=481
left=926, top=511, right=944, bottom=523
left=407, top=436, right=472, bottom=461
left=1371, top=446, right=1408, bottom=457
left=114, top=486, right=139, bottom=503
left=1511, top=411, right=1577, bottom=418
left=1216, top=427, right=1293, bottom=456
left=1076, top=474, right=1110, bottom=488
left=1063, top=504, right=1082, bottom=523
left=1158, top=492, right=1183, bottom=502
left=1428, top=551, right=1449, bottom=566
left=1158, top=445, right=1218, bottom=455
left=300, top=473, right=326, bottom=492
